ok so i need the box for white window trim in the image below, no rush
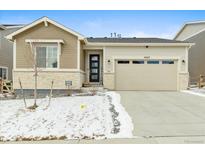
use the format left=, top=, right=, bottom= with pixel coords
left=77, top=40, right=80, bottom=70
left=25, top=39, right=64, bottom=44
left=34, top=43, right=60, bottom=69
left=13, top=39, right=16, bottom=69
left=0, top=66, right=8, bottom=80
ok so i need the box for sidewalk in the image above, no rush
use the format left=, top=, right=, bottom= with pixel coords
left=2, top=136, right=205, bottom=144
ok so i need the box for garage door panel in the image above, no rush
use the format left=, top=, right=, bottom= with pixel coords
left=115, top=60, right=177, bottom=91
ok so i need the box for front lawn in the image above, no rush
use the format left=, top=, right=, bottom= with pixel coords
left=0, top=92, right=133, bottom=141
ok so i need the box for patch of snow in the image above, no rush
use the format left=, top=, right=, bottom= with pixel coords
left=182, top=88, right=205, bottom=97
left=0, top=92, right=133, bottom=141
left=0, top=93, right=4, bottom=98
left=106, top=92, right=133, bottom=138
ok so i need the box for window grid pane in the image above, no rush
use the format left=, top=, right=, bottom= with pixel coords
left=36, top=47, right=46, bottom=68
left=91, top=62, right=98, bottom=67
left=47, top=46, right=58, bottom=68
left=147, top=60, right=159, bottom=64
left=0, top=68, right=7, bottom=79
left=132, top=60, right=144, bottom=64
left=117, top=60, right=130, bottom=64
left=36, top=45, right=58, bottom=68
left=91, top=69, right=98, bottom=73
left=2, top=68, right=7, bottom=79
left=162, top=60, right=174, bottom=64
left=0, top=68, right=2, bottom=78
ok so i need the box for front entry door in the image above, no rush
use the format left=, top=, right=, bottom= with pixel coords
left=89, top=54, right=100, bottom=82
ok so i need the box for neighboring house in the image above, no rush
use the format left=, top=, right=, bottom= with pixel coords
left=174, top=21, right=205, bottom=80
left=6, top=17, right=193, bottom=91
left=0, top=24, right=23, bottom=80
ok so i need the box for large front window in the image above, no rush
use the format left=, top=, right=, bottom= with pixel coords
left=36, top=45, right=58, bottom=68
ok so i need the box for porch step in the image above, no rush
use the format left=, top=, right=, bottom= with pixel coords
left=82, top=83, right=103, bottom=87
left=80, top=84, right=105, bottom=92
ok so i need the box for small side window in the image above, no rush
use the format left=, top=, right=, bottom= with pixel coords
left=147, top=60, right=159, bottom=64
left=162, top=60, right=174, bottom=64
left=117, top=60, right=130, bottom=64
left=132, top=60, right=144, bottom=64
left=0, top=67, right=7, bottom=79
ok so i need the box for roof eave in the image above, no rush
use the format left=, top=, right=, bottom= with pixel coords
left=173, top=24, right=187, bottom=40
left=0, top=25, right=7, bottom=30
left=86, top=42, right=194, bottom=47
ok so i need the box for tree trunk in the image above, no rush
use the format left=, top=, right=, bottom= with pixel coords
left=18, top=78, right=27, bottom=108
left=30, top=42, right=38, bottom=108
left=34, top=64, right=38, bottom=107
left=46, top=80, right=54, bottom=109
left=33, top=48, right=38, bottom=108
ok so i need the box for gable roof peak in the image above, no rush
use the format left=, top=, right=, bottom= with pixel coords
left=174, top=20, right=205, bottom=40
left=6, top=16, right=85, bottom=41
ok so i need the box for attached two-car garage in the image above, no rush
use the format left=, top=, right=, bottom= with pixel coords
left=115, top=59, right=178, bottom=91
left=88, top=38, right=192, bottom=91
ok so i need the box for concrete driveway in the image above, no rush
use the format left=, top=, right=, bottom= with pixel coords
left=118, top=91, right=205, bottom=137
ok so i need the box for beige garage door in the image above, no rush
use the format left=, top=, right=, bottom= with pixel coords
left=115, top=59, right=178, bottom=91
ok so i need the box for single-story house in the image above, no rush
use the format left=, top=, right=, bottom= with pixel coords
left=6, top=17, right=194, bottom=91
left=174, top=21, right=205, bottom=80
left=0, top=24, right=23, bottom=80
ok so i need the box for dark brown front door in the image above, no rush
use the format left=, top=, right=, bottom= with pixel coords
left=89, top=54, right=100, bottom=82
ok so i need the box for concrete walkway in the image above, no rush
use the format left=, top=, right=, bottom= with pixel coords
left=118, top=91, right=205, bottom=137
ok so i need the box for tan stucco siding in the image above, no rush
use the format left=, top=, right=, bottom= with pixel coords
left=80, top=42, right=85, bottom=71
left=103, top=46, right=189, bottom=90
left=179, top=73, right=189, bottom=90
left=176, top=23, right=205, bottom=40
left=186, top=30, right=205, bottom=78
left=103, top=73, right=115, bottom=89
left=104, top=46, right=187, bottom=73
left=15, top=22, right=78, bottom=69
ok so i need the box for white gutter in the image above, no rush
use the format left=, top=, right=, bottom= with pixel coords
left=86, top=42, right=195, bottom=47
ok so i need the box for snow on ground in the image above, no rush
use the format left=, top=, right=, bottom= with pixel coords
left=182, top=88, right=205, bottom=97
left=106, top=92, right=133, bottom=138
left=0, top=94, right=3, bottom=98
left=0, top=92, right=133, bottom=141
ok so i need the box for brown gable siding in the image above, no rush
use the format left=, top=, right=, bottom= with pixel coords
left=80, top=41, right=85, bottom=71
left=15, top=22, right=78, bottom=69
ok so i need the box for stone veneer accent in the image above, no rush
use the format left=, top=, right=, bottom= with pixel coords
left=178, top=73, right=189, bottom=90
left=13, top=70, right=85, bottom=89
